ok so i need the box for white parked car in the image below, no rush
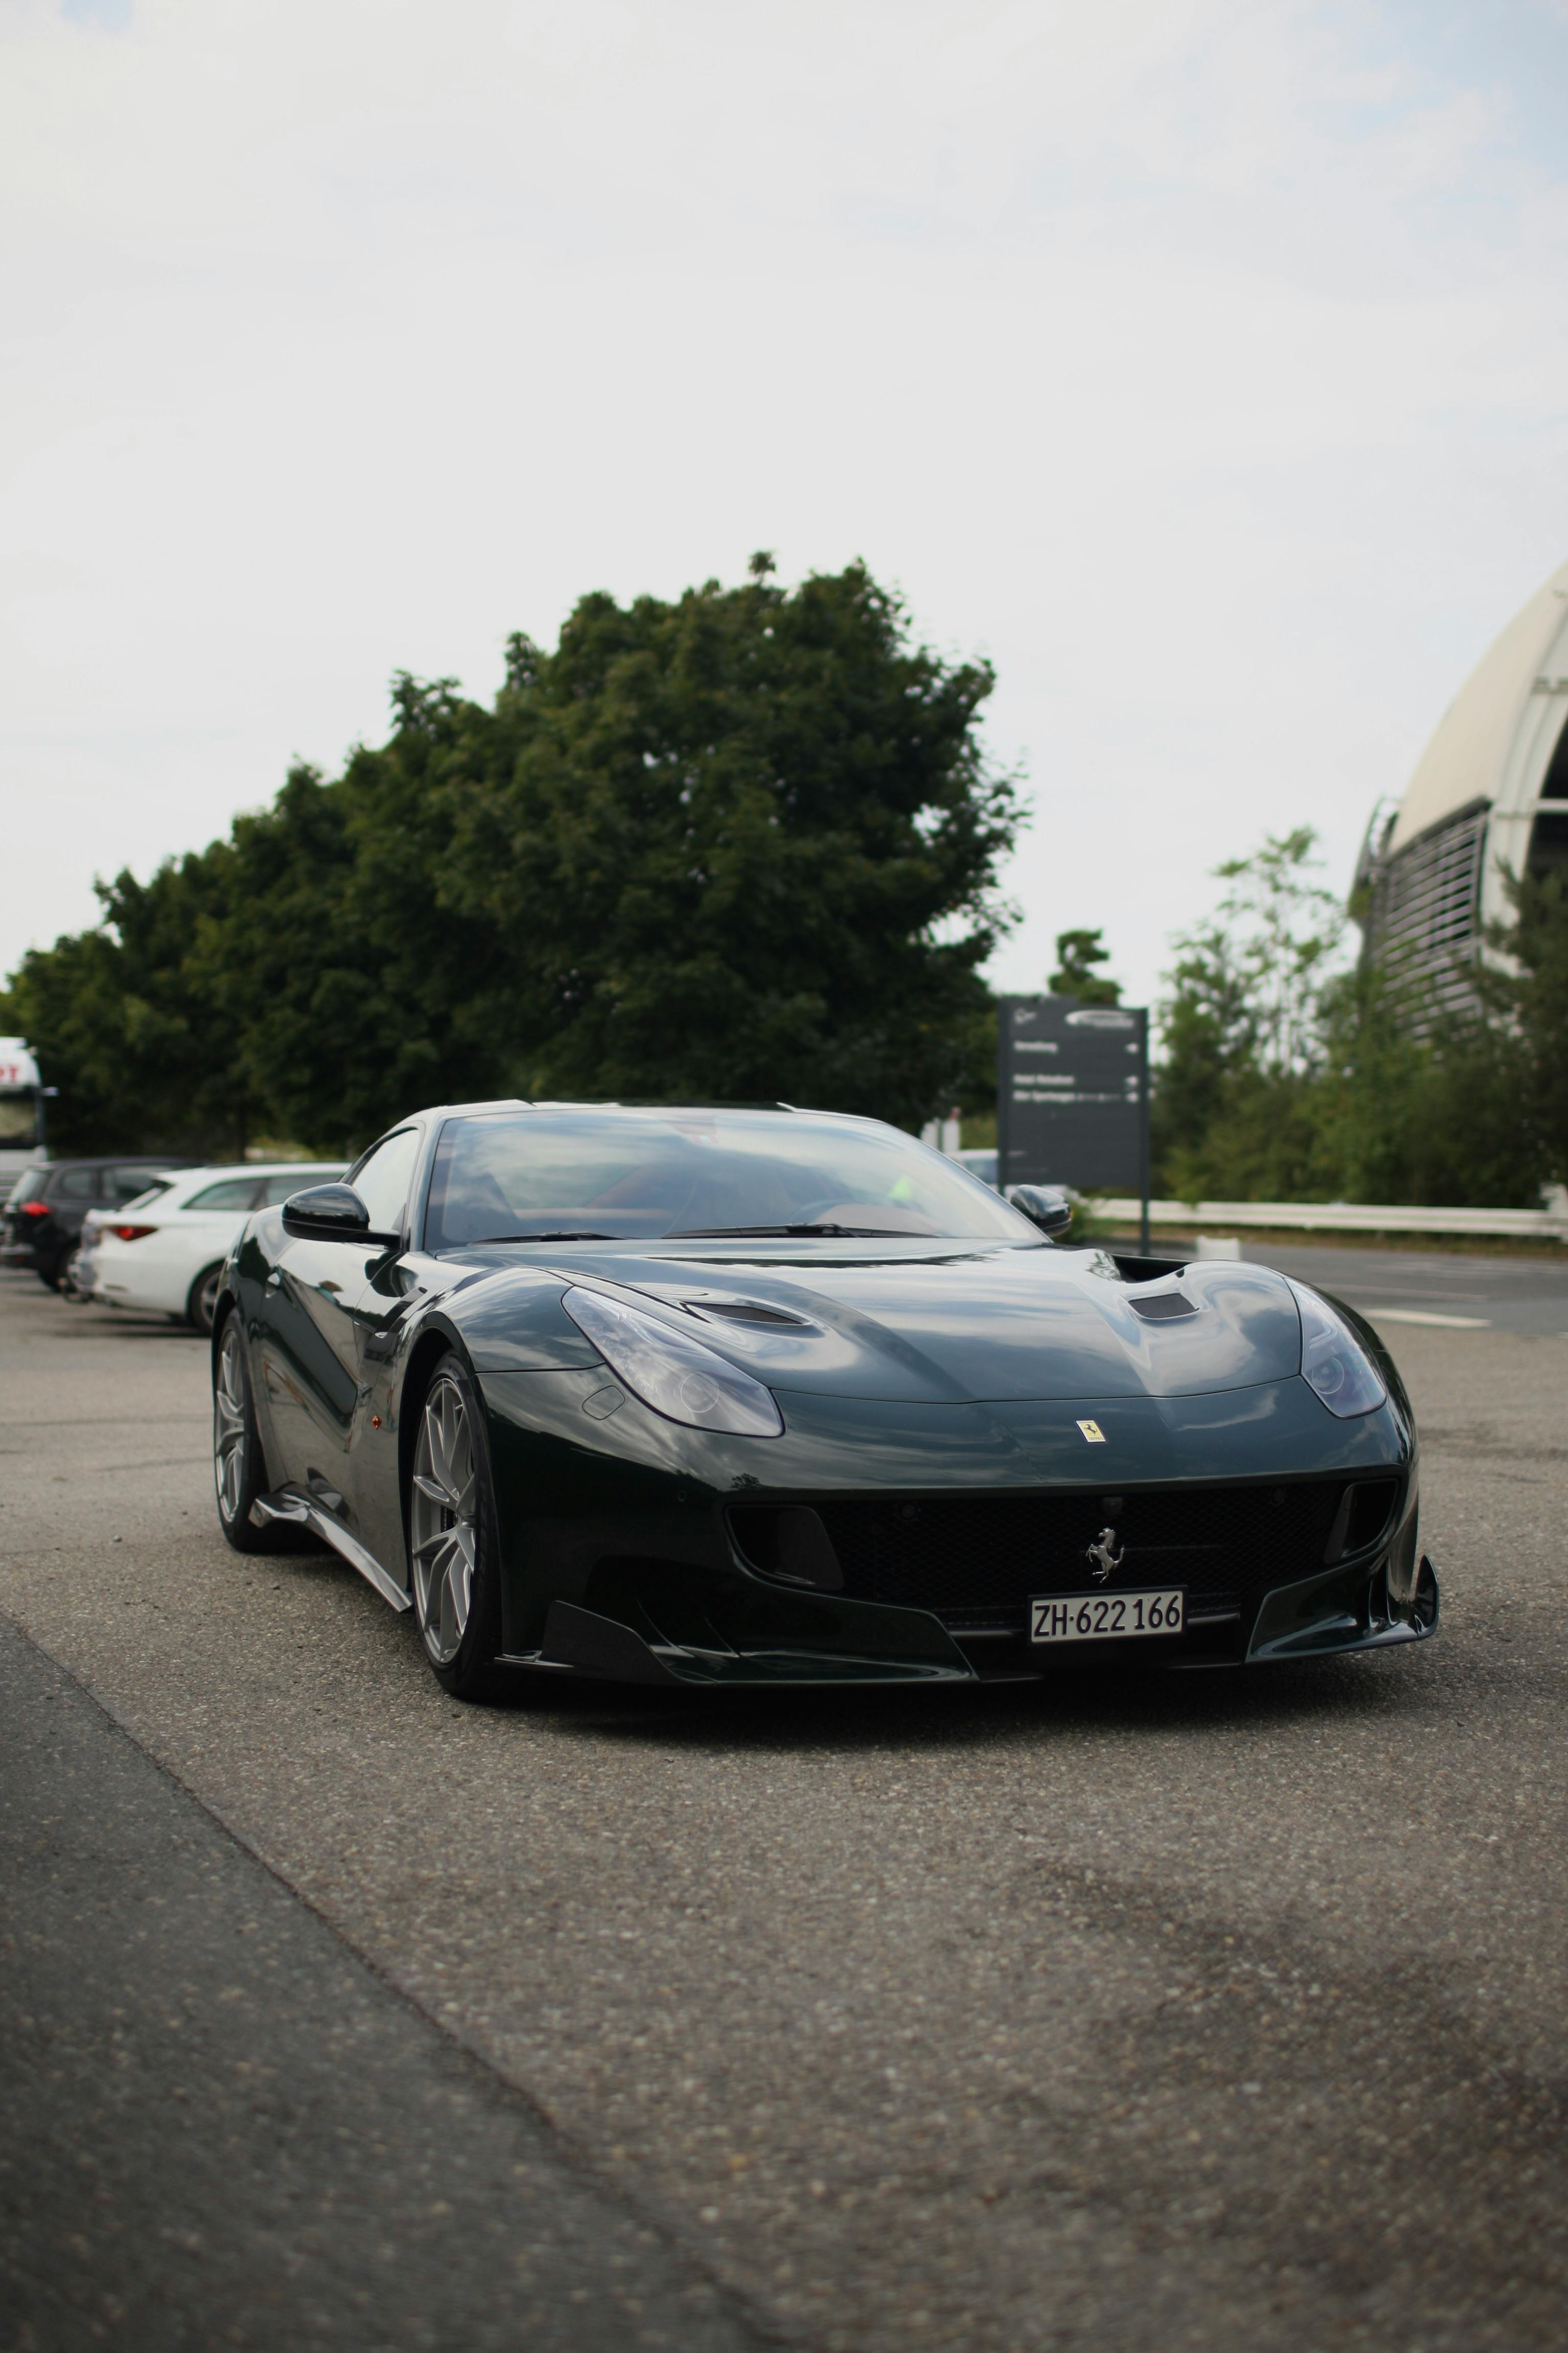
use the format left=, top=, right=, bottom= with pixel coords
left=90, top=1163, right=344, bottom=1334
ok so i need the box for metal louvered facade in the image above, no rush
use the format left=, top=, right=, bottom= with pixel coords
left=1355, top=560, right=1568, bottom=1024
left=1360, top=797, right=1489, bottom=1023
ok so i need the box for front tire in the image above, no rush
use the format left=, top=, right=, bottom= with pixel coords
left=408, top=1355, right=504, bottom=1700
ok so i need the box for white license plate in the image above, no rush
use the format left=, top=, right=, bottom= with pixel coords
left=1029, top=1589, right=1186, bottom=1644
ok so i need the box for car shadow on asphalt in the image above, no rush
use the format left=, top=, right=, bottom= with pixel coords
left=483, top=1646, right=1437, bottom=1757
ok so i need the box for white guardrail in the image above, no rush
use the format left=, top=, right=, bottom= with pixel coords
left=1093, top=1197, right=1568, bottom=1243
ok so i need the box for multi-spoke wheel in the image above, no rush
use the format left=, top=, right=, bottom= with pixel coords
left=212, top=1310, right=310, bottom=1554
left=408, top=1357, right=502, bottom=1697
left=214, top=1319, right=251, bottom=1530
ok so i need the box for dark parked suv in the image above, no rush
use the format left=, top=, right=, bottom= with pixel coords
left=2, top=1159, right=188, bottom=1290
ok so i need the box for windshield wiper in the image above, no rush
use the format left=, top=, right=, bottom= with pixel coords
left=666, top=1222, right=924, bottom=1240
left=466, top=1231, right=617, bottom=1244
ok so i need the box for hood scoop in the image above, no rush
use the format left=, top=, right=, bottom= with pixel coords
left=684, top=1297, right=812, bottom=1328
left=1130, top=1292, right=1198, bottom=1323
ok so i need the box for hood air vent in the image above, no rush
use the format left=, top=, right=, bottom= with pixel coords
left=687, top=1299, right=808, bottom=1327
left=1130, top=1292, right=1197, bottom=1322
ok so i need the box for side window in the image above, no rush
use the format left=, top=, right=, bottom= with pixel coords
left=262, top=1170, right=340, bottom=1206
left=184, top=1179, right=264, bottom=1213
left=54, top=1168, right=99, bottom=1201
left=109, top=1166, right=162, bottom=1203
left=349, top=1129, right=421, bottom=1237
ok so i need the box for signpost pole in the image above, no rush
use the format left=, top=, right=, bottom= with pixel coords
left=1138, top=1011, right=1151, bottom=1257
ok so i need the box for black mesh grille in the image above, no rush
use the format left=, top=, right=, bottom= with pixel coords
left=809, top=1483, right=1348, bottom=1630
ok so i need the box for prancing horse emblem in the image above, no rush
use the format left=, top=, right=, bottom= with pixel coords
left=1085, top=1527, right=1125, bottom=1583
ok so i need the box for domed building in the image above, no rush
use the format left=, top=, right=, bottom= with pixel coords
left=1356, top=556, right=1568, bottom=1014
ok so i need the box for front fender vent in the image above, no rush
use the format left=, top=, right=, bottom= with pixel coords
left=729, top=1506, right=844, bottom=1592
left=1324, top=1478, right=1399, bottom=1563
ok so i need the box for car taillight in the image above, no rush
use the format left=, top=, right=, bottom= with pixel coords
left=19, top=1201, right=50, bottom=1218
left=107, top=1223, right=158, bottom=1242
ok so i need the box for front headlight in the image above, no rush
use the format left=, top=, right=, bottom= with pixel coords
left=1287, top=1280, right=1387, bottom=1418
left=562, top=1287, right=784, bottom=1438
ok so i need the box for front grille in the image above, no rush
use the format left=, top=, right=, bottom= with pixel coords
left=812, top=1483, right=1347, bottom=1630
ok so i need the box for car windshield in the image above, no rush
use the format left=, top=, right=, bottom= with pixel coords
left=422, top=1109, right=1034, bottom=1250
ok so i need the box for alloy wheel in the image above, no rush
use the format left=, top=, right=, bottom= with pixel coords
left=411, top=1375, right=480, bottom=1666
left=214, top=1321, right=249, bottom=1525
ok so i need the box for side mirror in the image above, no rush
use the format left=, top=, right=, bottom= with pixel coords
left=1006, top=1182, right=1073, bottom=1237
left=282, top=1184, right=402, bottom=1249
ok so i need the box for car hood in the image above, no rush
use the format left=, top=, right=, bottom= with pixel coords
left=466, top=1241, right=1307, bottom=1403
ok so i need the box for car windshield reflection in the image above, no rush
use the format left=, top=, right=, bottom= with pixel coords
left=421, top=1108, right=1032, bottom=1252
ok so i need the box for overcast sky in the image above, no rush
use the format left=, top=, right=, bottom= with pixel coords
left=4, top=0, right=1567, bottom=1011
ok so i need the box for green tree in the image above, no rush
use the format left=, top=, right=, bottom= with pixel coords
left=1048, top=927, right=1120, bottom=1004
left=1471, top=866, right=1568, bottom=1193
left=1311, top=955, right=1534, bottom=1207
left=3, top=847, right=253, bottom=1157
left=442, top=561, right=1021, bottom=1130
left=216, top=683, right=517, bottom=1153
left=1152, top=829, right=1346, bottom=1198
left=1149, top=824, right=1556, bottom=1208
left=4, top=559, right=1021, bottom=1153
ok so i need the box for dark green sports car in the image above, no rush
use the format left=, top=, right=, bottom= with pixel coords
left=210, top=1101, right=1437, bottom=1700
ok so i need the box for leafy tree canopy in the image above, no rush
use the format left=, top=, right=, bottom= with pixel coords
left=4, top=561, right=1022, bottom=1154
left=2, top=849, right=247, bottom=1157
left=439, top=559, right=1020, bottom=1131
left=1151, top=825, right=1560, bottom=1207
left=1048, top=927, right=1121, bottom=1005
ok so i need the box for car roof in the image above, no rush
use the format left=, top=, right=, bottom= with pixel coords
left=46, top=1155, right=186, bottom=1170
left=42, top=1156, right=188, bottom=1187
left=167, top=1162, right=339, bottom=1182
left=402, top=1100, right=869, bottom=1127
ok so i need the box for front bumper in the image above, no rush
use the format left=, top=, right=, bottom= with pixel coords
left=476, top=1363, right=1428, bottom=1690
left=520, top=1546, right=1439, bottom=1687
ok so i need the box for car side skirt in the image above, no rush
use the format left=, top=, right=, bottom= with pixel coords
left=251, top=1484, right=412, bottom=1615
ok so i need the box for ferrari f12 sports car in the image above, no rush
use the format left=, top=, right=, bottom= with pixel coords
left=210, top=1102, right=1437, bottom=1700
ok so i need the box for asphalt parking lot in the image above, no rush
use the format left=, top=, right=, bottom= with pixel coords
left=1219, top=1237, right=1568, bottom=1339
left=2, top=1256, right=1566, bottom=2352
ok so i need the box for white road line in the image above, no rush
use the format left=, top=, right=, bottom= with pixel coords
left=1336, top=1288, right=1487, bottom=1304
left=1361, top=1307, right=1492, bottom=1329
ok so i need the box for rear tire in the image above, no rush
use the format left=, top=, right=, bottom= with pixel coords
left=188, top=1261, right=224, bottom=1336
left=408, top=1354, right=505, bottom=1701
left=213, top=1311, right=316, bottom=1555
left=36, top=1259, right=63, bottom=1293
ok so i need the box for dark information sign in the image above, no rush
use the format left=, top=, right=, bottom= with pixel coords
left=996, top=995, right=1149, bottom=1218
